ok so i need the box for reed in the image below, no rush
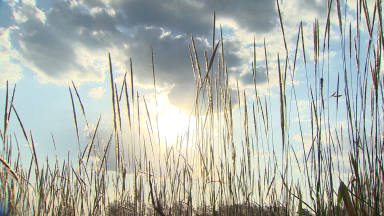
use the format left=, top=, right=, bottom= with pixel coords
left=0, top=0, right=383, bottom=215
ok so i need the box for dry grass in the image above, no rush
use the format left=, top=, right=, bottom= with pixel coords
left=1, top=0, right=383, bottom=215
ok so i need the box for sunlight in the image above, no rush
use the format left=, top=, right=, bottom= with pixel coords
left=145, top=91, right=196, bottom=144
left=157, top=102, right=195, bottom=144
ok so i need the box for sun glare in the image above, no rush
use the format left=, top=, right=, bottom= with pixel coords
left=157, top=103, right=194, bottom=144
left=145, top=92, right=195, bottom=144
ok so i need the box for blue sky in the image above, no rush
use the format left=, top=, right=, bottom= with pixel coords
left=0, top=0, right=379, bottom=205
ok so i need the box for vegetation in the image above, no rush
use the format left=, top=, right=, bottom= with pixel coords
left=1, top=0, right=383, bottom=215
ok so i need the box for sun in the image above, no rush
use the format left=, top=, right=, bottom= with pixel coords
left=142, top=91, right=195, bottom=144
left=142, top=90, right=196, bottom=145
left=157, top=103, right=194, bottom=144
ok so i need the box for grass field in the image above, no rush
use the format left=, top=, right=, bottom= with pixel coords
left=1, top=0, right=383, bottom=215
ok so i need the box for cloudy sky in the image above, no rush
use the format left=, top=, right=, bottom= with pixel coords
left=0, top=0, right=376, bottom=194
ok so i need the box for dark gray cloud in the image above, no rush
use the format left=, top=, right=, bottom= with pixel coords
left=18, top=20, right=79, bottom=79
left=122, top=26, right=196, bottom=85
left=240, top=65, right=268, bottom=86
left=104, top=0, right=279, bottom=37
left=300, top=0, right=329, bottom=16
left=8, top=0, right=278, bottom=111
left=10, top=1, right=113, bottom=82
left=47, top=1, right=128, bottom=49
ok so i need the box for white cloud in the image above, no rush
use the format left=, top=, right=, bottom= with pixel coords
left=296, top=100, right=312, bottom=113
left=88, top=86, right=106, bottom=100
left=2, top=0, right=371, bottom=113
left=293, top=132, right=313, bottom=152
left=0, top=27, right=23, bottom=88
left=12, top=0, right=46, bottom=23
left=294, top=115, right=312, bottom=122
left=253, top=148, right=270, bottom=158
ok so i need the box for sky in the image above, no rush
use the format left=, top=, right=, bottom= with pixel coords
left=0, top=0, right=379, bottom=205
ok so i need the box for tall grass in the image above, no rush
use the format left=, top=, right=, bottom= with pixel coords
left=1, top=0, right=383, bottom=215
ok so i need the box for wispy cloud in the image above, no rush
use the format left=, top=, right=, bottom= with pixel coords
left=88, top=86, right=105, bottom=100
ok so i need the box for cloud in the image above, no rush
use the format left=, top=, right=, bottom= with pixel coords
left=5, top=0, right=277, bottom=111
left=88, top=86, right=105, bottom=100
left=253, top=148, right=269, bottom=158
left=239, top=65, right=268, bottom=86
left=101, top=0, right=279, bottom=37
left=4, top=0, right=347, bottom=111
left=7, top=1, right=119, bottom=85
left=0, top=27, right=23, bottom=88
left=293, top=132, right=313, bottom=153
left=296, top=100, right=312, bottom=113
left=293, top=115, right=311, bottom=122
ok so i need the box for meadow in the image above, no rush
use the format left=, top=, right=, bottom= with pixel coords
left=1, top=0, right=383, bottom=215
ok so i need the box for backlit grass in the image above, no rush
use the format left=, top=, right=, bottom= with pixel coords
left=1, top=0, right=383, bottom=215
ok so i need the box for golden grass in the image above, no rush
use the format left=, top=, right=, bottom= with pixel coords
left=1, top=0, right=383, bottom=215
